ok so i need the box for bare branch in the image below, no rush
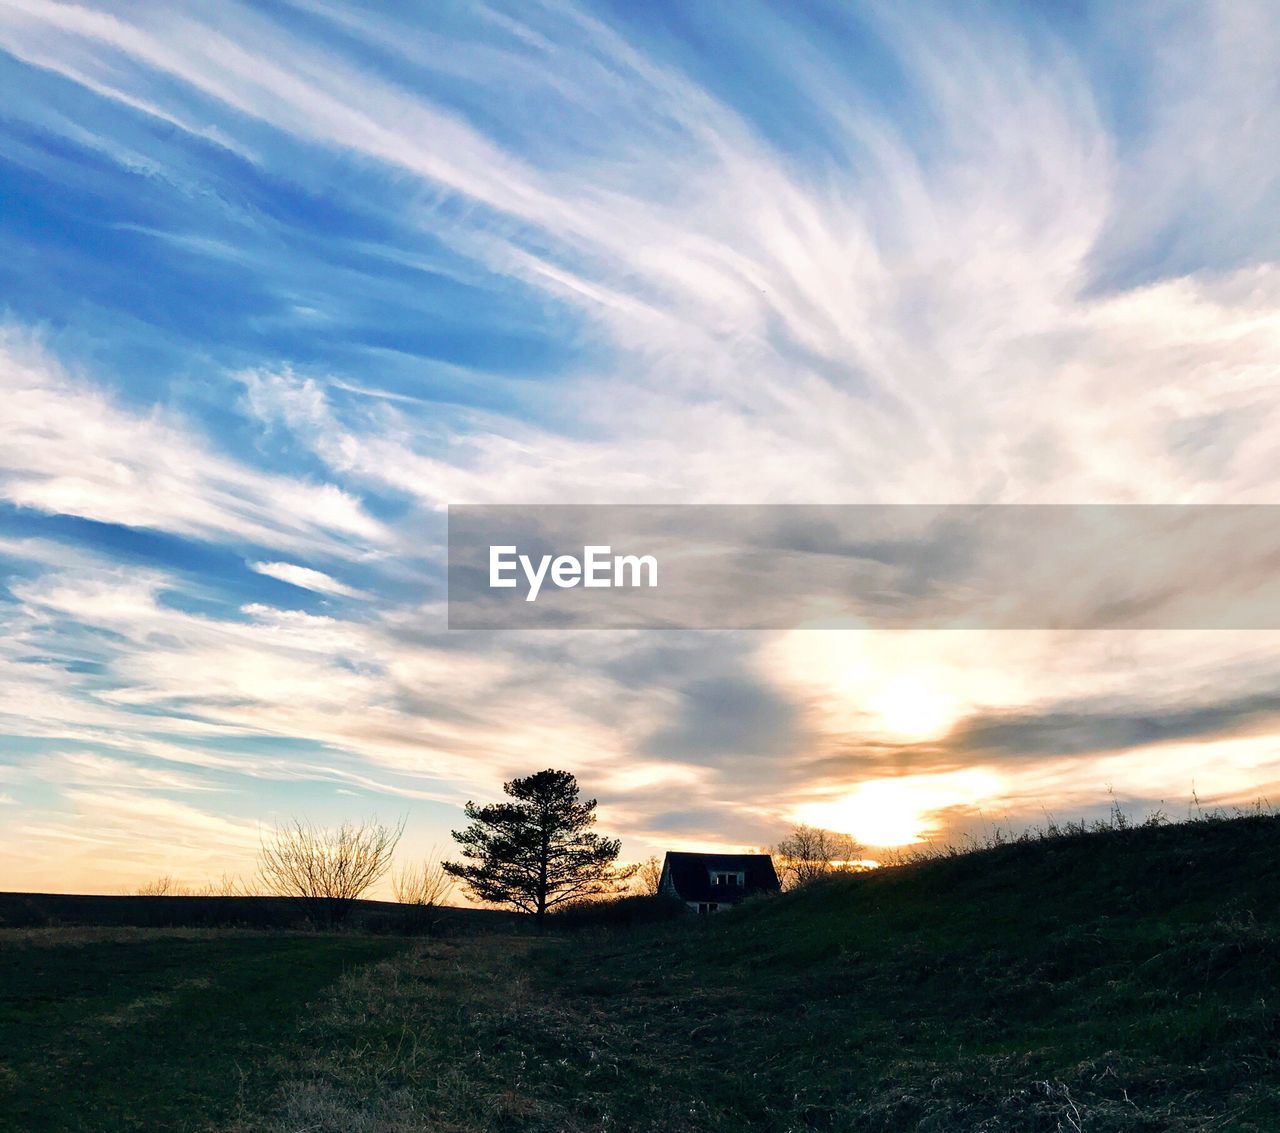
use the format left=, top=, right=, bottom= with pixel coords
left=772, top=824, right=863, bottom=890
left=258, top=816, right=404, bottom=926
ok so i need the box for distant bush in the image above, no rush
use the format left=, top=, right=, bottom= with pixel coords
left=134, top=875, right=188, bottom=897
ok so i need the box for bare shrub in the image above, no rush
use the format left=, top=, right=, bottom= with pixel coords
left=180, top=873, right=260, bottom=897
left=135, top=872, right=261, bottom=898
left=210, top=872, right=260, bottom=896
left=258, top=817, right=404, bottom=926
left=392, top=856, right=454, bottom=934
left=393, top=857, right=453, bottom=907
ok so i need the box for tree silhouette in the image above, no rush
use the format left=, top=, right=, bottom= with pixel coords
left=444, top=769, right=632, bottom=922
left=773, top=824, right=862, bottom=889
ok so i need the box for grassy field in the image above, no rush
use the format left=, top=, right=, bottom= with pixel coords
left=6, top=814, right=1280, bottom=1131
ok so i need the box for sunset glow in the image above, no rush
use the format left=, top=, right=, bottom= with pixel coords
left=796, top=770, right=1005, bottom=848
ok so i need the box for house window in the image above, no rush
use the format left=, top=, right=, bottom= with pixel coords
left=711, top=872, right=744, bottom=887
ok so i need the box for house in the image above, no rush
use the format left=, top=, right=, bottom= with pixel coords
left=658, top=851, right=781, bottom=914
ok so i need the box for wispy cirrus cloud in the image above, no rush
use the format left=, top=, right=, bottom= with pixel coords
left=0, top=328, right=386, bottom=552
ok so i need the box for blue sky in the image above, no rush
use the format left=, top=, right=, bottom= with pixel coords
left=1, top=0, right=1279, bottom=892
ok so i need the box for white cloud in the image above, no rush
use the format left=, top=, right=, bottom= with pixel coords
left=2, top=2, right=1280, bottom=884
left=249, top=560, right=368, bottom=598
left=0, top=327, right=387, bottom=552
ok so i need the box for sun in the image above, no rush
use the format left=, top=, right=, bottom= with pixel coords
left=795, top=769, right=1003, bottom=847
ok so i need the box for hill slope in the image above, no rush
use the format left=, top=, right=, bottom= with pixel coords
left=250, top=814, right=1280, bottom=1132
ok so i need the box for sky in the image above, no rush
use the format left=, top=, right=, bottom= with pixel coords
left=1, top=0, right=1279, bottom=894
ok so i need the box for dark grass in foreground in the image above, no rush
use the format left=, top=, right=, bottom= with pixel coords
left=241, top=814, right=1280, bottom=1132
left=0, top=930, right=409, bottom=1132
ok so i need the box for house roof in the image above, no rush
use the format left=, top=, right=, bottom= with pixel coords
left=660, top=852, right=781, bottom=904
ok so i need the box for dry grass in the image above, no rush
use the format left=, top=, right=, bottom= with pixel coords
left=224, top=935, right=650, bottom=1133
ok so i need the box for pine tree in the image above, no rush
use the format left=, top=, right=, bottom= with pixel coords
left=444, top=769, right=632, bottom=922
